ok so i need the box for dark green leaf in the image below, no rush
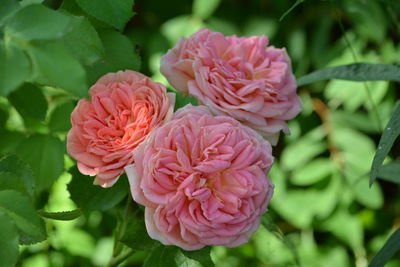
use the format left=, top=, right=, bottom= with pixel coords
left=16, top=134, right=64, bottom=192
left=143, top=245, right=179, bottom=267
left=8, top=83, right=48, bottom=121
left=0, top=212, right=19, bottom=267
left=297, top=63, right=400, bottom=86
left=174, top=92, right=198, bottom=111
left=0, top=154, right=35, bottom=197
left=87, top=29, right=140, bottom=83
left=5, top=4, right=71, bottom=41
left=0, top=0, right=20, bottom=26
left=68, top=167, right=128, bottom=211
left=370, top=101, right=400, bottom=185
left=181, top=247, right=214, bottom=267
left=75, top=0, right=134, bottom=31
left=62, top=15, right=104, bottom=66
left=48, top=101, right=74, bottom=132
left=121, top=216, right=158, bottom=250
left=0, top=190, right=46, bottom=244
left=38, top=209, right=81, bottom=221
left=0, top=43, right=31, bottom=96
left=377, top=161, right=400, bottom=184
left=27, top=40, right=88, bottom=97
left=369, top=228, right=400, bottom=267
left=0, top=129, right=25, bottom=155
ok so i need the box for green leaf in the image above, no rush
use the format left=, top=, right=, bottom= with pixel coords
left=0, top=154, right=35, bottom=197
left=75, top=0, right=134, bottom=31
left=5, top=4, right=72, bottom=41
left=0, top=43, right=31, bottom=96
left=353, top=177, right=383, bottom=209
left=180, top=247, right=214, bottom=267
left=38, top=209, right=81, bottom=221
left=378, top=161, right=400, bottom=184
left=0, top=190, right=46, bottom=244
left=8, top=83, right=48, bottom=121
left=27, top=40, right=88, bottom=97
left=0, top=0, right=20, bottom=26
left=87, top=29, right=140, bottom=83
left=193, top=0, right=220, bottom=20
left=68, top=167, right=128, bottom=211
left=280, top=0, right=304, bottom=21
left=121, top=216, right=158, bottom=250
left=291, top=158, right=333, bottom=186
left=62, top=15, right=104, bottom=66
left=370, top=102, right=400, bottom=185
left=174, top=92, right=198, bottom=110
left=297, top=63, right=400, bottom=86
left=143, top=245, right=179, bottom=267
left=0, top=212, right=19, bottom=267
left=0, top=129, right=25, bottom=155
left=48, top=101, right=74, bottom=132
left=16, top=134, right=65, bottom=192
left=369, top=228, right=400, bottom=267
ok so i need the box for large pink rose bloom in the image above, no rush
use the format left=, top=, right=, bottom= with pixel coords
left=125, top=105, right=274, bottom=250
left=161, top=29, right=301, bottom=145
left=67, top=70, right=175, bottom=188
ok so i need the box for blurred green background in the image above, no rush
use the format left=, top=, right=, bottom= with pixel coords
left=2, top=0, right=400, bottom=266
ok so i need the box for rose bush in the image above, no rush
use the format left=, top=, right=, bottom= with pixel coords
left=67, top=70, right=175, bottom=188
left=125, top=105, right=274, bottom=250
left=161, top=29, right=301, bottom=145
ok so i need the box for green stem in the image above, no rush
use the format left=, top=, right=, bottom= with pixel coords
left=107, top=248, right=135, bottom=267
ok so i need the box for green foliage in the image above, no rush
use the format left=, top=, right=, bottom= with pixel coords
left=369, top=228, right=400, bottom=267
left=143, top=245, right=179, bottom=267
left=193, top=0, right=220, bottom=20
left=0, top=212, right=19, bottom=267
left=121, top=216, right=158, bottom=250
left=378, top=162, right=400, bottom=184
left=38, top=209, right=82, bottom=221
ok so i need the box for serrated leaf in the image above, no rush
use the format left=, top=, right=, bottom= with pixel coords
left=297, top=63, right=400, bottom=86
left=27, top=40, right=87, bottom=97
left=121, top=216, right=157, bottom=250
left=0, top=190, right=46, bottom=244
left=62, top=15, right=104, bottom=66
left=0, top=212, right=19, bottom=267
left=48, top=101, right=74, bottom=132
left=8, top=83, right=48, bottom=121
left=5, top=4, right=71, bottom=41
left=369, top=228, right=400, bottom=267
left=38, top=209, right=81, bottom=221
left=75, top=0, right=134, bottom=31
left=0, top=43, right=31, bottom=96
left=192, top=0, right=220, bottom=20
left=181, top=247, right=214, bottom=267
left=370, top=102, right=400, bottom=185
left=143, top=245, right=179, bottom=267
left=0, top=154, right=35, bottom=197
left=16, top=134, right=64, bottom=192
left=378, top=161, right=400, bottom=184
left=68, top=167, right=128, bottom=211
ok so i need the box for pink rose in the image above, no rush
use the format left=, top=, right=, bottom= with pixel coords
left=125, top=105, right=274, bottom=250
left=67, top=70, right=175, bottom=188
left=160, top=29, right=301, bottom=145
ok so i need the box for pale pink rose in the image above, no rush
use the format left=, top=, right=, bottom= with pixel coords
left=125, top=105, right=274, bottom=250
left=67, top=70, right=175, bottom=188
left=161, top=28, right=301, bottom=145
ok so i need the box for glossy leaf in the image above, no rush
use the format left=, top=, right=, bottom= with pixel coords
left=0, top=190, right=46, bottom=244
left=8, top=83, right=48, bottom=121
left=5, top=4, right=71, bottom=41
left=0, top=43, right=31, bottom=96
left=75, top=0, right=134, bottom=31
left=0, top=212, right=19, bottom=267
left=143, top=245, right=179, bottom=267
left=298, top=63, right=400, bottom=86
left=16, top=134, right=65, bottom=192
left=180, top=247, right=214, bottom=267
left=68, top=167, right=128, bottom=211
left=370, top=102, right=400, bottom=185
left=369, top=228, right=400, bottom=267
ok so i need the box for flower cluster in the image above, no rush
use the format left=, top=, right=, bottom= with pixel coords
left=67, top=29, right=300, bottom=250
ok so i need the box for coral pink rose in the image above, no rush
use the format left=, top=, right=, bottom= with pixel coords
left=125, top=105, right=274, bottom=250
left=160, top=28, right=301, bottom=145
left=67, top=70, right=175, bottom=188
